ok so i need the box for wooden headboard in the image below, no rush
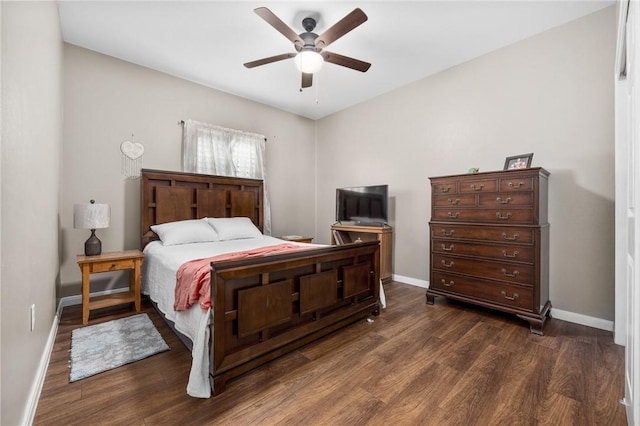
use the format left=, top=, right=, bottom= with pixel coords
left=141, top=169, right=264, bottom=248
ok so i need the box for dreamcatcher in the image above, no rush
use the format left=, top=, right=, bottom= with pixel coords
left=120, top=135, right=144, bottom=179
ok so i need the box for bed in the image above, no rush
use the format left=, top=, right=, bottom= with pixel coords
left=140, top=169, right=381, bottom=397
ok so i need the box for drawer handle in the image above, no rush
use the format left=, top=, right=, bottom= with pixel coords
left=501, top=268, right=519, bottom=278
left=470, top=183, right=484, bottom=191
left=441, top=279, right=455, bottom=287
left=448, top=212, right=460, bottom=219
left=496, top=196, right=512, bottom=204
left=501, top=232, right=519, bottom=241
left=496, top=212, right=512, bottom=220
left=110, top=263, right=117, bottom=269
left=508, top=181, right=525, bottom=188
left=441, top=244, right=455, bottom=251
left=441, top=260, right=455, bottom=268
left=439, top=186, right=451, bottom=193
left=448, top=198, right=460, bottom=205
left=441, top=229, right=455, bottom=237
left=501, top=290, right=519, bottom=301
left=502, top=250, right=519, bottom=258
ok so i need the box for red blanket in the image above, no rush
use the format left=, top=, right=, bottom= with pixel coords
left=174, top=243, right=312, bottom=311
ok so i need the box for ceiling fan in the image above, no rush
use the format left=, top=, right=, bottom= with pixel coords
left=244, top=7, right=371, bottom=89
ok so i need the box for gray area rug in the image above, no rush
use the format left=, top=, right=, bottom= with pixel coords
left=69, top=313, right=169, bottom=382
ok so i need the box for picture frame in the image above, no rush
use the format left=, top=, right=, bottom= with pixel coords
left=504, top=153, right=533, bottom=170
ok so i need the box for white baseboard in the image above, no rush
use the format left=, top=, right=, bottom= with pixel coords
left=58, top=286, right=130, bottom=309
left=22, top=308, right=60, bottom=426
left=23, top=287, right=131, bottom=425
left=550, top=308, right=614, bottom=332
left=391, top=276, right=614, bottom=332
left=392, top=274, right=429, bottom=288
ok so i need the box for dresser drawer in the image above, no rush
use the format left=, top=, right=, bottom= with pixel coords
left=430, top=224, right=535, bottom=244
left=89, top=259, right=135, bottom=273
left=432, top=181, right=459, bottom=195
left=499, top=176, right=534, bottom=192
left=459, top=178, right=497, bottom=193
left=478, top=192, right=533, bottom=207
left=431, top=271, right=533, bottom=311
left=431, top=238, right=534, bottom=263
left=432, top=208, right=535, bottom=224
left=432, top=194, right=476, bottom=208
left=432, top=253, right=534, bottom=285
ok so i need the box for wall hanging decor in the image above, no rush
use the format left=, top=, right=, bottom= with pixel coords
left=120, top=135, right=144, bottom=179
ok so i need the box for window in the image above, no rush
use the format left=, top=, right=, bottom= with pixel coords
left=182, top=119, right=271, bottom=234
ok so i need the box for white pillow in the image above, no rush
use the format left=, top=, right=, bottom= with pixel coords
left=206, top=217, right=262, bottom=241
left=150, top=219, right=219, bottom=246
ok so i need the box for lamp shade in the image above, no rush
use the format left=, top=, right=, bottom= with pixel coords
left=73, top=202, right=110, bottom=230
left=294, top=51, right=324, bottom=74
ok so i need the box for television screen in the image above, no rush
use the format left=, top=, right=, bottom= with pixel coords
left=336, top=185, right=388, bottom=225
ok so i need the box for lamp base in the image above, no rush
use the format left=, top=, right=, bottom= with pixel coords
left=84, top=229, right=102, bottom=256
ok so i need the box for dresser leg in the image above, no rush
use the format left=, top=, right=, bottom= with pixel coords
left=528, top=321, right=544, bottom=336
left=517, top=314, right=546, bottom=335
left=426, top=293, right=435, bottom=305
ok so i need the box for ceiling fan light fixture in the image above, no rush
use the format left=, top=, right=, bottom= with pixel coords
left=294, top=51, right=323, bottom=73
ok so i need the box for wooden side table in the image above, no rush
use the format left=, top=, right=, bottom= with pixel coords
left=279, top=235, right=314, bottom=244
left=76, top=250, right=144, bottom=325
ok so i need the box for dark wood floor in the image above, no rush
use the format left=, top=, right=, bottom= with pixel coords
left=34, top=282, right=626, bottom=425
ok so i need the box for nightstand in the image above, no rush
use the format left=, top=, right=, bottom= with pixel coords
left=77, top=250, right=144, bottom=325
left=279, top=235, right=314, bottom=244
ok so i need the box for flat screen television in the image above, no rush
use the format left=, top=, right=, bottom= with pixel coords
left=336, top=185, right=388, bottom=225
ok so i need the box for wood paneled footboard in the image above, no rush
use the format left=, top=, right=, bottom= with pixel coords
left=209, top=241, right=381, bottom=395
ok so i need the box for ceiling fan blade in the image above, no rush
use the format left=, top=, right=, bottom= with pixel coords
left=254, top=7, right=304, bottom=47
left=302, top=72, right=313, bottom=88
left=321, top=51, right=371, bottom=72
left=315, top=8, right=368, bottom=49
left=244, top=53, right=296, bottom=69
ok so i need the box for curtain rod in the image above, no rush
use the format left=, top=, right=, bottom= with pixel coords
left=178, top=119, right=266, bottom=141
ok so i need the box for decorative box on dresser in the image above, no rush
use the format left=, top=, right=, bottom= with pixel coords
left=427, top=167, right=551, bottom=334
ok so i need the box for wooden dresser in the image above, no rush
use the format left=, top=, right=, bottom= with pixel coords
left=427, top=167, right=551, bottom=334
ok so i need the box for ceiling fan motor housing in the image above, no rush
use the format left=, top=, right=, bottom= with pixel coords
left=297, top=17, right=320, bottom=52
left=302, top=17, right=317, bottom=32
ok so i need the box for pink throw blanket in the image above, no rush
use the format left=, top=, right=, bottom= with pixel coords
left=174, top=243, right=311, bottom=311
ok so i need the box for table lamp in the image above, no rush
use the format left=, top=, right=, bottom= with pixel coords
left=73, top=200, right=110, bottom=256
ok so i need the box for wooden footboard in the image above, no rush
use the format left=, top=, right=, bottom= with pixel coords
left=209, top=241, right=380, bottom=394
left=140, top=169, right=381, bottom=396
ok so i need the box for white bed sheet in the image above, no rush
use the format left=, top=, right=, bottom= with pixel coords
left=142, top=235, right=310, bottom=398
left=142, top=235, right=386, bottom=398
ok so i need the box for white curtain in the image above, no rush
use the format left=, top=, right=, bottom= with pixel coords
left=182, top=119, right=271, bottom=235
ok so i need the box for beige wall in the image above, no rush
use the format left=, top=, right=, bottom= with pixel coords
left=62, top=6, right=617, bottom=323
left=316, top=7, right=616, bottom=321
left=1, top=2, right=63, bottom=424
left=60, top=45, right=317, bottom=296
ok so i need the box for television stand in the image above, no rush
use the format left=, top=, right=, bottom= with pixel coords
left=331, top=223, right=393, bottom=283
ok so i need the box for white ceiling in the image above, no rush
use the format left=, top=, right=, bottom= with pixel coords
left=58, top=1, right=614, bottom=120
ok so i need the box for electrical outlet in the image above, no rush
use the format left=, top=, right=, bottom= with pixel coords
left=30, top=304, right=35, bottom=332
